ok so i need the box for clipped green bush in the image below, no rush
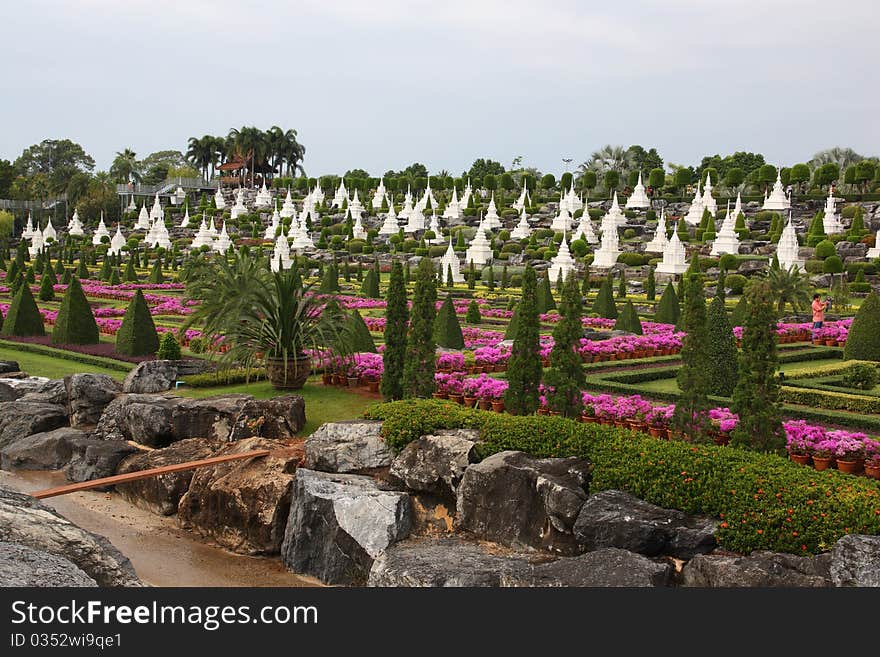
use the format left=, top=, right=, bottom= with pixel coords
left=156, top=331, right=182, bottom=360
left=653, top=283, right=679, bottom=324
left=466, top=300, right=481, bottom=324
left=590, top=278, right=618, bottom=319
left=814, top=240, right=836, bottom=259
left=115, top=289, right=160, bottom=355
left=433, top=295, right=465, bottom=349
left=1, top=284, right=45, bottom=337
left=38, top=272, right=55, bottom=301
left=841, top=362, right=878, bottom=390
left=52, top=277, right=99, bottom=345
left=341, top=309, right=377, bottom=353
left=613, top=300, right=643, bottom=334
left=724, top=273, right=748, bottom=295
left=536, top=273, right=556, bottom=313
left=844, top=292, right=880, bottom=361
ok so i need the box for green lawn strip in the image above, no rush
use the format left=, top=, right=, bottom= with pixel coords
left=176, top=376, right=377, bottom=436
left=0, top=343, right=129, bottom=380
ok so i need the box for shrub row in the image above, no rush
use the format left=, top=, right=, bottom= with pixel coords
left=780, top=385, right=880, bottom=413
left=364, top=400, right=880, bottom=555
left=181, top=368, right=267, bottom=387
left=782, top=360, right=874, bottom=380
left=0, top=340, right=131, bottom=372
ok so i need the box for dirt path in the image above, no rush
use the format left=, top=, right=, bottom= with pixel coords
left=1, top=470, right=320, bottom=588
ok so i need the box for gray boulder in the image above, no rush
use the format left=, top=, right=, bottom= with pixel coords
left=116, top=437, right=224, bottom=515
left=65, top=373, right=122, bottom=427
left=304, top=421, right=392, bottom=473
left=0, top=382, right=22, bottom=402
left=0, top=542, right=97, bottom=587
left=0, top=485, right=141, bottom=586
left=227, top=396, right=307, bottom=441
left=737, top=260, right=766, bottom=275
left=390, top=429, right=479, bottom=497
left=456, top=451, right=591, bottom=554
left=123, top=359, right=214, bottom=393
left=0, top=360, right=20, bottom=374
left=19, top=379, right=69, bottom=406
left=178, top=438, right=297, bottom=555
left=170, top=395, right=251, bottom=442
left=0, top=401, right=68, bottom=449
left=282, top=468, right=412, bottom=585
left=368, top=538, right=671, bottom=587
left=682, top=551, right=831, bottom=587
left=573, top=489, right=717, bottom=559
left=1, top=427, right=88, bottom=471
left=93, top=393, right=178, bottom=446
left=830, top=534, right=880, bottom=587
left=65, top=437, right=139, bottom=483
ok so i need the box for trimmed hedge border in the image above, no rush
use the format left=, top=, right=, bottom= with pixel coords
left=780, top=386, right=880, bottom=414
left=365, top=400, right=880, bottom=555
left=0, top=339, right=131, bottom=373
left=182, top=368, right=268, bottom=388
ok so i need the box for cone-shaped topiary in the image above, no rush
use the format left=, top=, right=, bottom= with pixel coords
left=52, top=277, right=99, bottom=345
left=671, top=273, right=712, bottom=442
left=544, top=274, right=585, bottom=418
left=730, top=294, right=749, bottom=327
left=115, top=289, right=160, bottom=356
left=465, top=299, right=481, bottom=324
left=590, top=278, right=618, bottom=319
left=149, top=259, right=164, bottom=284
left=433, top=294, right=465, bottom=349
left=613, top=300, right=643, bottom=334
left=843, top=292, right=880, bottom=361
left=1, top=283, right=45, bottom=336
left=76, top=259, right=89, bottom=279
left=536, top=273, right=556, bottom=313
left=646, top=266, right=656, bottom=301
left=38, top=272, right=55, bottom=301
left=156, top=331, right=181, bottom=360
left=124, top=257, right=138, bottom=282
left=54, top=258, right=65, bottom=276
left=340, top=309, right=377, bottom=353
left=319, top=261, right=340, bottom=293
left=654, top=283, right=680, bottom=325
left=108, top=268, right=121, bottom=285
left=707, top=295, right=738, bottom=396
left=61, top=268, right=71, bottom=285
left=381, top=260, right=408, bottom=401
left=504, top=265, right=542, bottom=415
left=360, top=268, right=380, bottom=298
left=402, top=258, right=437, bottom=398
left=99, top=256, right=111, bottom=281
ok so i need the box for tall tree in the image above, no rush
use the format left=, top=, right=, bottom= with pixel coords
left=402, top=258, right=437, bottom=398
left=110, top=148, right=141, bottom=183
left=503, top=265, right=542, bottom=415
left=671, top=273, right=711, bottom=441
left=544, top=275, right=585, bottom=418
left=730, top=281, right=784, bottom=452
left=706, top=295, right=738, bottom=396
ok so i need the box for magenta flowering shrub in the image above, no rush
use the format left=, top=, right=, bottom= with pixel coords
left=436, top=352, right=466, bottom=371
left=473, top=345, right=510, bottom=366
left=434, top=371, right=465, bottom=395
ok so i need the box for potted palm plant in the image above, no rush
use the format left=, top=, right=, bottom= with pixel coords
left=182, top=249, right=346, bottom=390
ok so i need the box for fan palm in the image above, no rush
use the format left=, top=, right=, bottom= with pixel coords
left=580, top=145, right=634, bottom=177
left=766, top=262, right=812, bottom=315
left=810, top=147, right=863, bottom=172
left=110, top=148, right=141, bottom=184
left=228, top=126, right=269, bottom=187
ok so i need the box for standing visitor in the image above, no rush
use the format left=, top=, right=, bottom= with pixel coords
left=811, top=293, right=828, bottom=338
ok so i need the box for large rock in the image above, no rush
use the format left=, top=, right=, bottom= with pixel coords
left=227, top=396, right=306, bottom=441
left=0, top=427, right=88, bottom=471
left=19, top=378, right=69, bottom=406
left=682, top=551, right=831, bottom=587
left=0, top=485, right=141, bottom=586
left=368, top=538, right=671, bottom=587
left=304, top=421, right=392, bottom=473
left=93, top=393, right=178, bottom=445
left=573, top=489, right=717, bottom=559
left=456, top=451, right=591, bottom=554
left=171, top=395, right=251, bottom=442
left=123, top=359, right=213, bottom=393
left=65, top=437, right=139, bottom=483
left=282, top=468, right=412, bottom=585
left=0, top=401, right=68, bottom=449
left=0, top=542, right=97, bottom=587
left=0, top=360, right=20, bottom=375
left=830, top=534, right=880, bottom=587
left=178, top=438, right=297, bottom=554
left=390, top=430, right=479, bottom=498
left=116, top=438, right=224, bottom=515
left=0, top=381, right=22, bottom=402
left=65, top=374, right=122, bottom=428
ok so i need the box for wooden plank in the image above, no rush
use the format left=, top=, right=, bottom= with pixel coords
left=30, top=450, right=272, bottom=500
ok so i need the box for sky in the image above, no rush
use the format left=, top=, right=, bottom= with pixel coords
left=1, top=0, right=878, bottom=177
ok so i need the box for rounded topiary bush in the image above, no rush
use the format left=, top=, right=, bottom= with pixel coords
left=724, top=273, right=748, bottom=295
left=115, top=288, right=160, bottom=356
left=52, top=277, right=99, bottom=345
left=843, top=292, right=880, bottom=361
left=814, top=240, right=836, bottom=259
left=841, top=362, right=878, bottom=390
left=156, top=331, right=182, bottom=360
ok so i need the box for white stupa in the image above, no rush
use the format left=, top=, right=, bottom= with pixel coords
left=404, top=204, right=426, bottom=233
left=513, top=185, right=529, bottom=212
left=331, top=179, right=347, bottom=208
left=465, top=218, right=493, bottom=266
left=92, top=215, right=110, bottom=245
left=290, top=220, right=314, bottom=252
left=645, top=208, right=669, bottom=253
left=265, top=205, right=281, bottom=240
left=127, top=195, right=137, bottom=212
left=710, top=201, right=741, bottom=256
left=149, top=194, right=163, bottom=222
left=230, top=189, right=248, bottom=220
left=352, top=212, right=367, bottom=240
left=174, top=186, right=186, bottom=205
left=443, top=187, right=461, bottom=220
left=108, top=224, right=126, bottom=256
left=564, top=181, right=583, bottom=213
left=511, top=208, right=532, bottom=240
left=67, top=210, right=84, bottom=237
left=426, top=213, right=444, bottom=244
left=701, top=172, right=717, bottom=217
left=551, top=201, right=573, bottom=233
left=460, top=178, right=473, bottom=209
left=655, top=225, right=689, bottom=275
left=603, top=191, right=627, bottom=227
left=729, top=192, right=744, bottom=228
left=178, top=206, right=191, bottom=228
left=136, top=202, right=151, bottom=230
left=591, top=216, right=621, bottom=269
left=777, top=214, right=805, bottom=272
left=372, top=179, right=387, bottom=210
left=271, top=233, right=292, bottom=272
left=822, top=190, right=844, bottom=234
left=547, top=232, right=576, bottom=283
left=625, top=172, right=651, bottom=209
left=22, top=213, right=35, bottom=239
left=149, top=216, right=172, bottom=250
left=438, top=235, right=465, bottom=284
left=378, top=197, right=400, bottom=235
left=348, top=189, right=365, bottom=218
left=866, top=230, right=880, bottom=259
left=573, top=211, right=598, bottom=244
left=213, top=221, right=232, bottom=253
left=42, top=218, right=56, bottom=242
left=312, top=183, right=325, bottom=205
left=280, top=189, right=296, bottom=218
left=28, top=228, right=44, bottom=258
left=483, top=193, right=502, bottom=230
left=419, top=179, right=438, bottom=212
left=213, top=185, right=226, bottom=210
left=762, top=172, right=791, bottom=211
left=683, top=184, right=704, bottom=225
left=254, top=182, right=272, bottom=208
left=398, top=195, right=414, bottom=223
left=190, top=215, right=214, bottom=250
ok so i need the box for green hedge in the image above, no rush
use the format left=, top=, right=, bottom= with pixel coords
left=181, top=368, right=267, bottom=387
left=780, top=386, right=880, bottom=413
left=0, top=339, right=130, bottom=372
left=364, top=400, right=880, bottom=555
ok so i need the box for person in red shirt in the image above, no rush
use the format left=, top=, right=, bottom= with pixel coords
left=811, top=293, right=828, bottom=337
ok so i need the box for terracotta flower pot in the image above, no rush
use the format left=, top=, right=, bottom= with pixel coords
left=581, top=415, right=596, bottom=424
left=648, top=426, right=664, bottom=438
left=812, top=456, right=833, bottom=471
left=478, top=399, right=492, bottom=411
left=491, top=400, right=505, bottom=413
left=347, top=377, right=360, bottom=387
left=322, top=372, right=333, bottom=385
left=463, top=396, right=478, bottom=407
left=825, top=340, right=836, bottom=347
left=432, top=392, right=446, bottom=399
left=836, top=459, right=863, bottom=475
left=537, top=407, right=549, bottom=416
left=265, top=356, right=312, bottom=390
left=449, top=394, right=464, bottom=404
left=367, top=380, right=380, bottom=393
left=865, top=463, right=880, bottom=479
left=789, top=453, right=811, bottom=466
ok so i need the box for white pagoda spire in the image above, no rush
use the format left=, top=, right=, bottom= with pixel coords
left=656, top=224, right=689, bottom=275
left=645, top=208, right=669, bottom=253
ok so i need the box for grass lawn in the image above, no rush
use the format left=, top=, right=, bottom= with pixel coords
left=176, top=376, right=377, bottom=436
left=0, top=345, right=128, bottom=381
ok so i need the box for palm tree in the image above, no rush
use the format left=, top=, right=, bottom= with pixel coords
left=280, top=129, right=306, bottom=177
left=810, top=147, right=863, bottom=172
left=186, top=137, right=214, bottom=182
left=109, top=148, right=141, bottom=184
left=228, top=126, right=268, bottom=187
left=766, top=263, right=812, bottom=316
left=580, top=145, right=633, bottom=178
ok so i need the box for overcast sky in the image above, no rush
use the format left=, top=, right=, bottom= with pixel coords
left=1, top=0, right=877, bottom=177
